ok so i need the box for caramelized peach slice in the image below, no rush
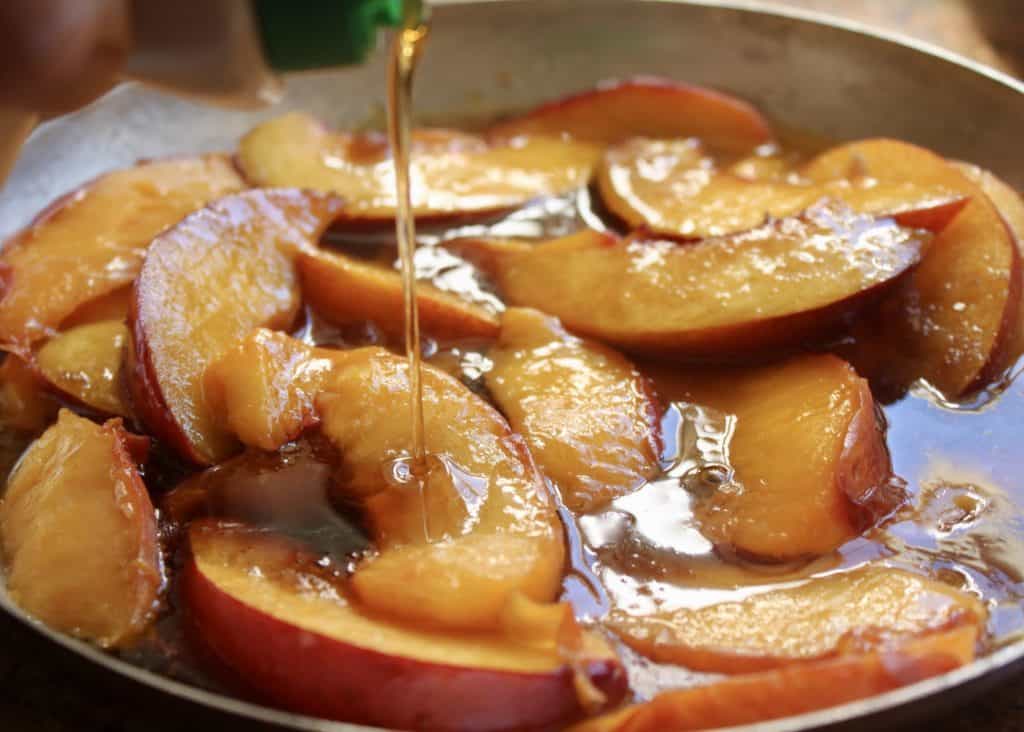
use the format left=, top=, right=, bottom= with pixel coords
left=204, top=329, right=347, bottom=452
left=480, top=206, right=938, bottom=359
left=0, top=410, right=161, bottom=646
left=806, top=139, right=1021, bottom=397
left=318, top=347, right=565, bottom=630
left=727, top=148, right=805, bottom=181
left=607, top=567, right=983, bottom=672
left=128, top=189, right=344, bottom=464
left=597, top=137, right=966, bottom=238
left=0, top=156, right=245, bottom=352
left=205, top=337, right=567, bottom=631
left=653, top=353, right=896, bottom=558
left=444, top=235, right=534, bottom=276
left=297, top=247, right=499, bottom=339
left=0, top=354, right=57, bottom=432
left=59, top=286, right=133, bottom=330
left=236, top=112, right=596, bottom=222
left=951, top=162, right=1024, bottom=371
left=953, top=163, right=1024, bottom=240
left=35, top=320, right=130, bottom=416
left=489, top=77, right=772, bottom=154
left=488, top=307, right=661, bottom=512
left=185, top=523, right=624, bottom=731
left=570, top=625, right=976, bottom=732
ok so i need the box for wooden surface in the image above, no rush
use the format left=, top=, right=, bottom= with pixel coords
left=3, top=1, right=1024, bottom=731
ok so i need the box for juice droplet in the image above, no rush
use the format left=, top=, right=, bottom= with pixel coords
left=382, top=451, right=487, bottom=544
left=383, top=454, right=432, bottom=542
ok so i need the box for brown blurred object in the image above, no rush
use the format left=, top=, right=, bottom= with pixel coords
left=0, top=0, right=129, bottom=119
left=776, top=0, right=1023, bottom=77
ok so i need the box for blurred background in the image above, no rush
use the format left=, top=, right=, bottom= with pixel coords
left=770, top=0, right=1022, bottom=77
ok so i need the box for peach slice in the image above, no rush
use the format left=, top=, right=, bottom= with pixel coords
left=0, top=354, right=57, bottom=432
left=0, top=409, right=161, bottom=646
left=727, top=148, right=805, bottom=182
left=185, top=522, right=626, bottom=731
left=443, top=235, right=534, bottom=277
left=204, top=329, right=349, bottom=452
left=0, top=156, right=245, bottom=352
left=318, top=347, right=565, bottom=631
left=297, top=247, right=500, bottom=340
left=951, top=161, right=1024, bottom=372
left=953, top=162, right=1024, bottom=240
left=479, top=205, right=939, bottom=359
left=806, top=139, right=1021, bottom=397
left=597, top=137, right=966, bottom=239
left=59, top=286, right=133, bottom=330
left=607, top=567, right=983, bottom=673
left=35, top=320, right=130, bottom=417
left=487, top=307, right=661, bottom=513
left=128, top=189, right=344, bottom=465
left=236, top=112, right=597, bottom=223
left=652, top=353, right=896, bottom=558
left=206, top=336, right=566, bottom=630
left=570, top=625, right=976, bottom=732
left=489, top=77, right=773, bottom=154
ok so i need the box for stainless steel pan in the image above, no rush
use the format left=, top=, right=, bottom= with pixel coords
left=2, top=1, right=1023, bottom=730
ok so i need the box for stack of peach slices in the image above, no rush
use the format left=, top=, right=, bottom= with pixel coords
left=0, top=77, right=1021, bottom=732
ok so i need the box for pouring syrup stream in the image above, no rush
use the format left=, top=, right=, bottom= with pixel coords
left=385, top=0, right=435, bottom=541
left=387, top=1, right=430, bottom=474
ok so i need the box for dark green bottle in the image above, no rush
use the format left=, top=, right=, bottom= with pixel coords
left=253, top=0, right=405, bottom=71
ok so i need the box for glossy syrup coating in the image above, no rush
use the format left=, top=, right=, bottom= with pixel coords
left=488, top=306, right=661, bottom=513
left=605, top=567, right=983, bottom=673
left=597, top=136, right=967, bottom=239
left=485, top=204, right=943, bottom=359
left=298, top=246, right=500, bottom=339
left=236, top=112, right=598, bottom=223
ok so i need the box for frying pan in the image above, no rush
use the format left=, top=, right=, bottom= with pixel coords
left=1, top=1, right=1023, bottom=730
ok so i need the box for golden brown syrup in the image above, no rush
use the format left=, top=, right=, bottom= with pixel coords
left=387, top=0, right=430, bottom=474
left=163, top=438, right=369, bottom=559
left=867, top=387, right=1024, bottom=641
